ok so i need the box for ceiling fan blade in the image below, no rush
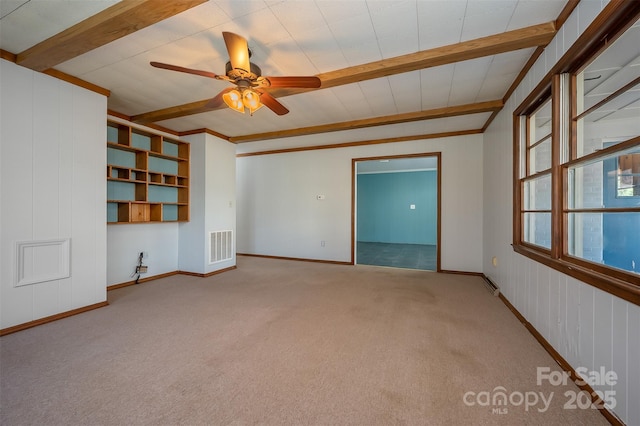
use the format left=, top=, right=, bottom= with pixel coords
left=222, top=32, right=251, bottom=72
left=258, top=90, right=289, bottom=115
left=150, top=61, right=219, bottom=79
left=205, top=87, right=234, bottom=109
left=263, top=76, right=321, bottom=88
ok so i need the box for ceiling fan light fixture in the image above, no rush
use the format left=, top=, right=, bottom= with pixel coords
left=223, top=89, right=245, bottom=113
left=243, top=89, right=263, bottom=115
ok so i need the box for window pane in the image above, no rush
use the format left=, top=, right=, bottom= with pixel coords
left=529, top=138, right=552, bottom=173
left=576, top=81, right=640, bottom=156
left=574, top=18, right=640, bottom=158
left=523, top=212, right=551, bottom=249
left=568, top=145, right=640, bottom=209
left=523, top=174, right=551, bottom=210
left=530, top=99, right=552, bottom=145
left=568, top=212, right=640, bottom=275
left=578, top=17, right=640, bottom=114
left=567, top=160, right=603, bottom=209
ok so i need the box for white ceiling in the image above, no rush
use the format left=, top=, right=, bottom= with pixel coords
left=0, top=0, right=569, bottom=144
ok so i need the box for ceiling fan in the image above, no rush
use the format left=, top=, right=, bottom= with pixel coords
left=150, top=32, right=321, bottom=116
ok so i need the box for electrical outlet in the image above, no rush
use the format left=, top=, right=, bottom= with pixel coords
left=321, top=240, right=325, bottom=247
left=136, top=265, right=148, bottom=273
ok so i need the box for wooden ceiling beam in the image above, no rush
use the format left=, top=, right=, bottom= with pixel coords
left=228, top=99, right=503, bottom=143
left=314, top=21, right=557, bottom=90
left=236, top=129, right=483, bottom=157
left=16, top=0, right=207, bottom=72
left=131, top=21, right=555, bottom=124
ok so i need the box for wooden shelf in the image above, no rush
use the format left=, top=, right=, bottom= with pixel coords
left=107, top=121, right=190, bottom=224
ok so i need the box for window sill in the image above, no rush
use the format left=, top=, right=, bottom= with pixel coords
left=512, top=244, right=640, bottom=306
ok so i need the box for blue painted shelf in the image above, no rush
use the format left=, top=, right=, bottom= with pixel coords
left=106, top=121, right=189, bottom=224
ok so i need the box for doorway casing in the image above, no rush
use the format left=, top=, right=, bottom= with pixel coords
left=351, top=152, right=442, bottom=271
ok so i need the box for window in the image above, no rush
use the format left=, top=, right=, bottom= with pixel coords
left=565, top=147, right=640, bottom=274
left=513, top=5, right=640, bottom=305
left=520, top=96, right=553, bottom=250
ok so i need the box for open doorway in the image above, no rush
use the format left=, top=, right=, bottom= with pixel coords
left=352, top=153, right=441, bottom=271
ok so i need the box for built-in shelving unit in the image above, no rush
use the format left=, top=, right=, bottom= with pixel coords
left=107, top=121, right=189, bottom=224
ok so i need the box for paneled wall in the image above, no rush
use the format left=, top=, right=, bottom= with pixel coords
left=237, top=133, right=483, bottom=272
left=1, top=59, right=107, bottom=330
left=482, top=1, right=640, bottom=424
left=178, top=132, right=236, bottom=275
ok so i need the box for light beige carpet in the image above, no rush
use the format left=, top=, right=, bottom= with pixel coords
left=1, top=256, right=608, bottom=425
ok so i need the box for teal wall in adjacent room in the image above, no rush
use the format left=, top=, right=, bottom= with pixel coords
left=357, top=170, right=437, bottom=244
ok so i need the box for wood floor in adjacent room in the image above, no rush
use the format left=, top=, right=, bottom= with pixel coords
left=0, top=256, right=608, bottom=425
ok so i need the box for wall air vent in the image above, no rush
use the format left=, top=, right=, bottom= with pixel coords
left=209, top=230, right=233, bottom=264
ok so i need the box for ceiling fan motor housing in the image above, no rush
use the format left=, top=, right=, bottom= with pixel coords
left=225, top=61, right=262, bottom=82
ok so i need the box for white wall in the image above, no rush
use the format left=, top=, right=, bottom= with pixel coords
left=482, top=1, right=640, bottom=424
left=237, top=133, right=483, bottom=272
left=177, top=133, right=206, bottom=273
left=1, top=59, right=107, bottom=329
left=107, top=224, right=178, bottom=285
left=203, top=134, right=237, bottom=273
left=179, top=133, right=236, bottom=274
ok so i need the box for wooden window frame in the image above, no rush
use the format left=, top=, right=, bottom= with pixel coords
left=519, top=93, right=554, bottom=252
left=512, top=1, right=640, bottom=306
